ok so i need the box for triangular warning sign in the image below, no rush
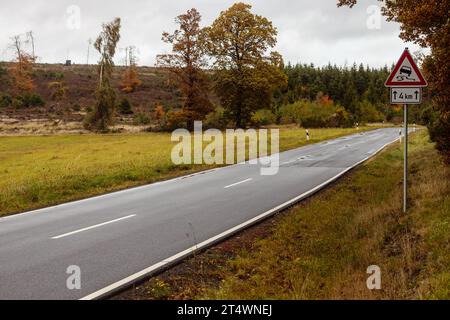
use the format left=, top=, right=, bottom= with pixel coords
left=385, top=49, right=428, bottom=87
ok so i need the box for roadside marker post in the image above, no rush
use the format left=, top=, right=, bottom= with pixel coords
left=306, top=129, right=310, bottom=141
left=385, top=48, right=428, bottom=213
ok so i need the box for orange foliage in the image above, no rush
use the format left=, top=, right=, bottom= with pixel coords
left=154, top=104, right=166, bottom=127
left=9, top=53, right=35, bottom=93
left=166, top=110, right=186, bottom=129
left=157, top=8, right=213, bottom=130
left=319, top=95, right=334, bottom=106
left=120, top=66, right=142, bottom=93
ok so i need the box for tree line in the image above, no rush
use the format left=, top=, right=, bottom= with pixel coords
left=337, top=0, right=449, bottom=163
left=276, top=63, right=394, bottom=124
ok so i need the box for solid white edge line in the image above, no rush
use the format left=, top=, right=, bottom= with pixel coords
left=51, top=214, right=136, bottom=239
left=224, top=178, right=253, bottom=189
left=80, top=136, right=400, bottom=300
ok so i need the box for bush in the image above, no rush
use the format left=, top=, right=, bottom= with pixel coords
left=279, top=99, right=353, bottom=128
left=278, top=103, right=299, bottom=124
left=0, top=63, right=7, bottom=77
left=27, top=93, right=45, bottom=107
left=133, top=112, right=151, bottom=125
left=12, top=93, right=45, bottom=108
left=0, top=67, right=11, bottom=87
left=329, top=107, right=351, bottom=127
left=420, top=105, right=438, bottom=126
left=165, top=110, right=187, bottom=130
left=428, top=116, right=450, bottom=164
left=38, top=70, right=64, bottom=80
left=118, top=97, right=134, bottom=115
left=358, top=100, right=385, bottom=123
left=280, top=100, right=334, bottom=127
left=72, top=103, right=81, bottom=112
left=153, top=104, right=166, bottom=129
left=251, top=109, right=277, bottom=127
left=48, top=82, right=66, bottom=101
left=83, top=112, right=97, bottom=131
left=204, top=107, right=227, bottom=129
left=0, top=93, right=12, bottom=108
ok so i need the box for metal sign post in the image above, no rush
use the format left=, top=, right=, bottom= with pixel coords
left=403, top=104, right=408, bottom=213
left=385, top=48, right=427, bottom=213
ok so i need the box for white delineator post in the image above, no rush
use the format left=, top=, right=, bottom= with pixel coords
left=306, top=129, right=310, bottom=141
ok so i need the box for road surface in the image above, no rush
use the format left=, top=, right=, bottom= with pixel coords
left=0, top=128, right=401, bottom=300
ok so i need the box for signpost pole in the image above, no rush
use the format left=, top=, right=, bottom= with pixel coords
left=403, top=104, right=408, bottom=213
left=386, top=48, right=427, bottom=213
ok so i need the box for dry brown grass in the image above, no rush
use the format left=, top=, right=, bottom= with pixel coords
left=197, top=130, right=449, bottom=300
left=0, top=115, right=152, bottom=135
left=0, top=116, right=84, bottom=135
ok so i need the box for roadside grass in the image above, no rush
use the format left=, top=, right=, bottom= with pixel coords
left=0, top=126, right=377, bottom=217
left=197, top=130, right=449, bottom=299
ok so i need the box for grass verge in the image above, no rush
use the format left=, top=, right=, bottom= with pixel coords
left=0, top=126, right=377, bottom=217
left=116, top=130, right=448, bottom=300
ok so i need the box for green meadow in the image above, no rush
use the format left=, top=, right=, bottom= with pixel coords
left=0, top=126, right=376, bottom=216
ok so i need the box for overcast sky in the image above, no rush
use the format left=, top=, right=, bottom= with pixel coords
left=0, top=0, right=426, bottom=68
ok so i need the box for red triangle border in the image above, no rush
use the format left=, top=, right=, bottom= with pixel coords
left=385, top=49, right=428, bottom=87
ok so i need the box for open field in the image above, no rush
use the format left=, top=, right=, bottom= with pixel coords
left=0, top=126, right=381, bottom=217
left=116, top=130, right=449, bottom=300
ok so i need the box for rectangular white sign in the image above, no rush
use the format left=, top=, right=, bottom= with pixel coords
left=390, top=87, right=422, bottom=104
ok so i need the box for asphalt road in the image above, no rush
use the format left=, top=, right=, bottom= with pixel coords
left=0, top=128, right=401, bottom=300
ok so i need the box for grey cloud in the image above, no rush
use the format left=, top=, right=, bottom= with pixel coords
left=0, top=0, right=425, bottom=68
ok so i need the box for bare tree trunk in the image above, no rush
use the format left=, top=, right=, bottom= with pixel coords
left=27, top=31, right=35, bottom=60
left=13, top=36, right=23, bottom=72
left=87, top=39, right=92, bottom=65
left=99, top=62, right=104, bottom=88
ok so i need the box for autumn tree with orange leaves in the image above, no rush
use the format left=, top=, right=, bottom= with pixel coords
left=157, top=8, right=213, bottom=131
left=9, top=35, right=35, bottom=93
left=338, top=0, right=450, bottom=163
left=120, top=46, right=142, bottom=93
left=153, top=104, right=166, bottom=128
left=204, top=3, right=287, bottom=128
